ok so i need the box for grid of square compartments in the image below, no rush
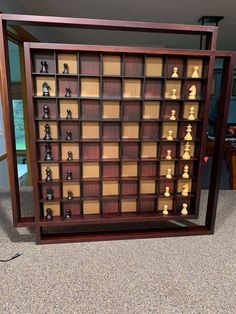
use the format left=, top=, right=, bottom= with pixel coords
left=32, top=50, right=208, bottom=221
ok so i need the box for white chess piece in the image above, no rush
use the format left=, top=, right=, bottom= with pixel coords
left=166, top=168, right=172, bottom=179
left=188, top=106, right=195, bottom=120
left=189, top=85, right=196, bottom=100
left=166, top=150, right=172, bottom=160
left=181, top=203, right=188, bottom=215
left=167, top=130, right=173, bottom=140
left=182, top=142, right=191, bottom=160
left=172, top=67, right=178, bottom=78
left=163, top=204, right=169, bottom=215
left=171, top=88, right=177, bottom=99
left=182, top=183, right=189, bottom=196
left=182, top=165, right=189, bottom=179
left=184, top=124, right=193, bottom=141
left=164, top=186, right=170, bottom=197
left=191, top=66, right=199, bottom=78
left=170, top=109, right=176, bottom=121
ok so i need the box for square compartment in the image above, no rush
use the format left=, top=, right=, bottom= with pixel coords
left=63, top=182, right=80, bottom=198
left=83, top=181, right=100, bottom=197
left=80, top=53, right=100, bottom=75
left=159, top=161, right=175, bottom=177
left=161, top=101, right=180, bottom=120
left=43, top=202, right=60, bottom=216
left=103, top=55, right=121, bottom=75
left=187, top=59, right=203, bottom=78
left=122, top=162, right=138, bottom=177
left=103, top=181, right=119, bottom=196
left=142, top=122, right=159, bottom=140
left=123, top=101, right=141, bottom=120
left=124, top=55, right=143, bottom=76
left=165, top=80, right=182, bottom=99
left=177, top=179, right=192, bottom=193
left=103, top=78, right=121, bottom=97
left=141, top=142, right=157, bottom=158
left=59, top=99, right=79, bottom=119
left=102, top=162, right=119, bottom=178
left=139, top=199, right=156, bottom=212
left=60, top=122, right=79, bottom=141
left=122, top=122, right=139, bottom=139
left=62, top=203, right=81, bottom=216
left=82, top=143, right=99, bottom=160
left=140, top=162, right=157, bottom=177
left=82, top=122, right=99, bottom=139
left=121, top=199, right=137, bottom=212
left=35, top=99, right=57, bottom=119
left=102, top=122, right=120, bottom=139
left=157, top=198, right=173, bottom=211
left=102, top=143, right=119, bottom=159
left=102, top=100, right=120, bottom=119
left=183, top=102, right=199, bottom=120
left=41, top=163, right=59, bottom=180
left=122, top=142, right=139, bottom=159
left=185, top=81, right=202, bottom=100
left=57, top=53, right=78, bottom=74
left=62, top=163, right=80, bottom=180
left=159, top=180, right=174, bottom=194
left=122, top=181, right=138, bottom=195
left=143, top=101, right=160, bottom=119
left=40, top=183, right=60, bottom=200
left=176, top=161, right=194, bottom=177
left=61, top=143, right=79, bottom=160
left=81, top=100, right=100, bottom=119
left=145, top=57, right=163, bottom=77
left=38, top=121, right=58, bottom=140
left=33, top=51, right=56, bottom=73
left=160, top=143, right=177, bottom=159
left=102, top=200, right=119, bottom=214
left=180, top=142, right=195, bottom=158
left=140, top=180, right=156, bottom=194
left=123, top=79, right=141, bottom=98
left=80, top=78, right=99, bottom=97
left=58, top=76, right=78, bottom=97
left=83, top=162, right=100, bottom=178
left=166, top=57, right=184, bottom=77
left=35, top=76, right=56, bottom=97
left=162, top=122, right=178, bottom=139
left=38, top=143, right=59, bottom=161
left=179, top=122, right=197, bottom=140
left=83, top=200, right=100, bottom=214
left=144, top=79, right=162, bottom=98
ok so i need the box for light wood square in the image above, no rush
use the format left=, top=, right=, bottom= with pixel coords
left=83, top=200, right=100, bottom=214
left=103, top=55, right=121, bottom=75
left=59, top=99, right=79, bottom=118
left=177, top=179, right=192, bottom=193
left=122, top=122, right=139, bottom=139
left=43, top=202, right=60, bottom=216
left=183, top=102, right=199, bottom=119
left=159, top=161, right=175, bottom=176
left=36, top=76, right=56, bottom=96
left=145, top=57, right=163, bottom=77
left=165, top=80, right=181, bottom=99
left=41, top=163, right=59, bottom=180
left=103, top=143, right=119, bottom=159
left=82, top=122, right=99, bottom=139
left=162, top=122, right=178, bottom=139
left=121, top=199, right=137, bottom=212
left=122, top=162, right=138, bottom=177
left=187, top=59, right=203, bottom=78
left=158, top=198, right=173, bottom=211
left=103, top=100, right=120, bottom=118
left=141, top=142, right=157, bottom=158
left=143, top=101, right=160, bottom=118
left=61, top=143, right=79, bottom=160
left=57, top=53, right=78, bottom=74
left=140, top=180, right=156, bottom=194
left=81, top=78, right=99, bottom=97
left=180, top=142, right=195, bottom=157
left=63, top=182, right=80, bottom=198
left=83, top=163, right=99, bottom=178
left=39, top=122, right=57, bottom=139
left=123, top=79, right=141, bottom=98
left=103, top=181, right=118, bottom=196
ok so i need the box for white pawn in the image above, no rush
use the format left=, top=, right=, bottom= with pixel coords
left=191, top=66, right=199, bottom=78
left=167, top=130, right=173, bottom=140
left=166, top=150, right=172, bottom=160
left=184, top=124, right=193, bottom=141
left=189, top=85, right=196, bottom=100
left=188, top=106, right=195, bottom=120
left=182, top=142, right=191, bottom=160
left=164, top=186, right=170, bottom=197
left=163, top=204, right=169, bottom=215
left=170, top=109, right=176, bottom=121
left=172, top=67, right=178, bottom=78
left=182, top=165, right=189, bottom=179
left=182, top=183, right=189, bottom=196
left=166, top=168, right=172, bottom=179
left=181, top=203, right=188, bottom=215
left=171, top=88, right=177, bottom=99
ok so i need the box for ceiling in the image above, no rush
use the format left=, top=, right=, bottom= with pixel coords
left=1, top=0, right=236, bottom=50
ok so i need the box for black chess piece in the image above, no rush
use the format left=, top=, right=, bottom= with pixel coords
left=64, top=209, right=71, bottom=219
left=42, top=82, right=50, bottom=96
left=46, top=187, right=54, bottom=201
left=42, top=105, right=50, bottom=119
left=66, top=109, right=72, bottom=119
left=67, top=190, right=73, bottom=200
left=44, top=143, right=53, bottom=161
left=45, top=208, right=53, bottom=220
left=67, top=151, right=73, bottom=161
left=43, top=124, right=52, bottom=140
left=66, top=170, right=72, bottom=181
left=40, top=61, right=48, bottom=73
left=65, top=86, right=72, bottom=97
left=65, top=130, right=72, bottom=141
left=45, top=167, right=52, bottom=181
left=62, top=63, right=69, bottom=74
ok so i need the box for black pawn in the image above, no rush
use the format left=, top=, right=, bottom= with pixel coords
left=44, top=124, right=52, bottom=140
left=65, top=130, right=72, bottom=141
left=67, top=151, right=73, bottom=161
left=46, top=187, right=54, bottom=201
left=67, top=190, right=73, bottom=200
left=64, top=209, right=71, bottom=219
left=40, top=61, right=48, bottom=73
left=63, top=63, right=69, bottom=74
left=45, top=167, right=52, bottom=181
left=65, top=86, right=71, bottom=97
left=42, top=82, right=50, bottom=96
left=46, top=208, right=53, bottom=220
left=42, top=105, right=50, bottom=119
left=44, top=143, right=53, bottom=161
left=66, top=170, right=72, bottom=181
left=66, top=109, right=72, bottom=119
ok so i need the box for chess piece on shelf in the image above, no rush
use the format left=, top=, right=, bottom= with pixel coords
left=171, top=67, right=178, bottom=78
left=42, top=82, right=50, bottom=96
left=65, top=130, right=72, bottom=140
left=63, top=63, right=69, bottom=74
left=171, top=88, right=177, bottom=99
left=46, top=187, right=54, bottom=201
left=45, top=167, right=52, bottom=181
left=167, top=130, right=173, bottom=141
left=182, top=165, right=189, bottom=179
left=184, top=124, right=193, bottom=141
left=45, top=208, right=53, bottom=220
left=163, top=204, right=169, bottom=215
left=182, top=183, right=189, bottom=196
left=67, top=151, right=73, bottom=161
left=188, top=106, right=195, bottom=120
left=65, top=86, right=72, bottom=97
left=188, top=85, right=196, bottom=100
left=170, top=109, right=176, bottom=121
left=166, top=168, right=172, bottom=179
left=66, top=109, right=72, bottom=119
left=166, top=149, right=172, bottom=160
left=64, top=209, right=71, bottom=219
left=191, top=66, right=199, bottom=78
left=40, top=61, right=48, bottom=73
left=182, top=142, right=191, bottom=160
left=67, top=190, right=73, bottom=200
left=181, top=203, right=188, bottom=215
left=44, top=143, right=53, bottom=161
left=164, top=186, right=170, bottom=197
left=66, top=170, right=72, bottom=181
left=42, top=105, right=50, bottom=119
left=43, top=124, right=52, bottom=140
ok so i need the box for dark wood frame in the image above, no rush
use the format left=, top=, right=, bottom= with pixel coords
left=0, top=14, right=235, bottom=244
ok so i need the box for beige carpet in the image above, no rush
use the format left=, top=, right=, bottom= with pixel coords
left=0, top=188, right=235, bottom=314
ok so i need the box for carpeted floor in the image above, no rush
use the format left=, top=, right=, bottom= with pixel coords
left=0, top=188, right=235, bottom=314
